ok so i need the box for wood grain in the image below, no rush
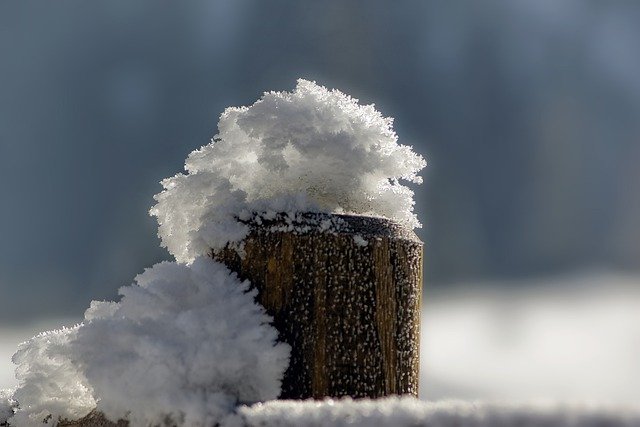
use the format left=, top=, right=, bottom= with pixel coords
left=213, top=213, right=423, bottom=399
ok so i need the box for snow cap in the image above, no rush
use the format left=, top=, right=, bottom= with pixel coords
left=151, top=79, right=426, bottom=263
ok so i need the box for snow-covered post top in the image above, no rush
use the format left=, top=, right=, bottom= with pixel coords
left=151, top=80, right=426, bottom=399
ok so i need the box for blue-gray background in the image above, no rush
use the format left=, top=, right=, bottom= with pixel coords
left=2, top=1, right=640, bottom=323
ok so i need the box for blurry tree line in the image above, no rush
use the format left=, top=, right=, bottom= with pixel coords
left=1, top=0, right=639, bottom=321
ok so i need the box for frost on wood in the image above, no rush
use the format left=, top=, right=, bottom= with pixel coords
left=151, top=79, right=426, bottom=263
left=9, top=258, right=290, bottom=427
left=214, top=213, right=422, bottom=399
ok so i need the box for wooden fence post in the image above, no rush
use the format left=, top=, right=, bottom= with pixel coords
left=212, top=212, right=423, bottom=399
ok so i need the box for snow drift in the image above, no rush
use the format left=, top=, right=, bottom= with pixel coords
left=10, top=259, right=289, bottom=426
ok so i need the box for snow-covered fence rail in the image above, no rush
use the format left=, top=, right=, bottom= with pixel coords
left=213, top=212, right=423, bottom=399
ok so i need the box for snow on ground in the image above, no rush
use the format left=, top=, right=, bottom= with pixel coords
left=225, top=397, right=640, bottom=427
left=420, top=272, right=640, bottom=405
left=2, top=273, right=639, bottom=417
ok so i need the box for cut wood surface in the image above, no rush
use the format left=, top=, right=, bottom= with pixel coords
left=213, top=213, right=423, bottom=400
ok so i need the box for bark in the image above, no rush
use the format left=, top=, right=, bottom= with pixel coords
left=58, top=411, right=126, bottom=427
left=213, top=213, right=423, bottom=399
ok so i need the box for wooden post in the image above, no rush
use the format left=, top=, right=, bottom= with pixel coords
left=212, top=212, right=423, bottom=399
left=59, top=411, right=127, bottom=427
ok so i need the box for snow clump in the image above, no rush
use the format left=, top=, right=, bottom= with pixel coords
left=10, top=325, right=93, bottom=426
left=0, top=390, right=16, bottom=425
left=151, top=79, right=426, bottom=263
left=10, top=258, right=289, bottom=426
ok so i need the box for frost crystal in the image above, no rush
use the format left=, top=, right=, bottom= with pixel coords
left=10, top=325, right=94, bottom=426
left=10, top=258, right=290, bottom=426
left=151, top=79, right=426, bottom=263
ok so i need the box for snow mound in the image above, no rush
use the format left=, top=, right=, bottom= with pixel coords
left=151, top=79, right=426, bottom=263
left=224, top=397, right=640, bottom=427
left=10, top=258, right=290, bottom=426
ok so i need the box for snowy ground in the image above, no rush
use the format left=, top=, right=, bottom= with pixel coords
left=2, top=272, right=639, bottom=410
left=226, top=397, right=640, bottom=427
left=420, top=272, right=640, bottom=405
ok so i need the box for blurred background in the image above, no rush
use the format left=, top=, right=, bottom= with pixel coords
left=1, top=0, right=639, bottom=404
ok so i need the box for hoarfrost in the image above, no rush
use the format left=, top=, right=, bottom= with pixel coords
left=10, top=326, right=94, bottom=426
left=352, top=235, right=368, bottom=247
left=151, top=79, right=426, bottom=263
left=9, top=258, right=290, bottom=426
left=0, top=390, right=16, bottom=425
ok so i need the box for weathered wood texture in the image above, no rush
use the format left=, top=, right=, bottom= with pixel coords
left=58, top=411, right=127, bottom=427
left=213, top=213, right=423, bottom=399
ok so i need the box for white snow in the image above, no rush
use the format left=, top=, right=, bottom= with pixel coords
left=151, top=79, right=426, bottom=263
left=224, top=397, right=640, bottom=427
left=0, top=389, right=15, bottom=425
left=420, top=273, right=640, bottom=404
left=10, top=326, right=93, bottom=426
left=9, top=258, right=289, bottom=426
left=0, top=320, right=84, bottom=396
left=352, top=235, right=368, bottom=247
left=4, top=273, right=640, bottom=425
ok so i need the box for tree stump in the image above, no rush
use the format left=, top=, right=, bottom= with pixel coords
left=212, top=212, right=423, bottom=399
